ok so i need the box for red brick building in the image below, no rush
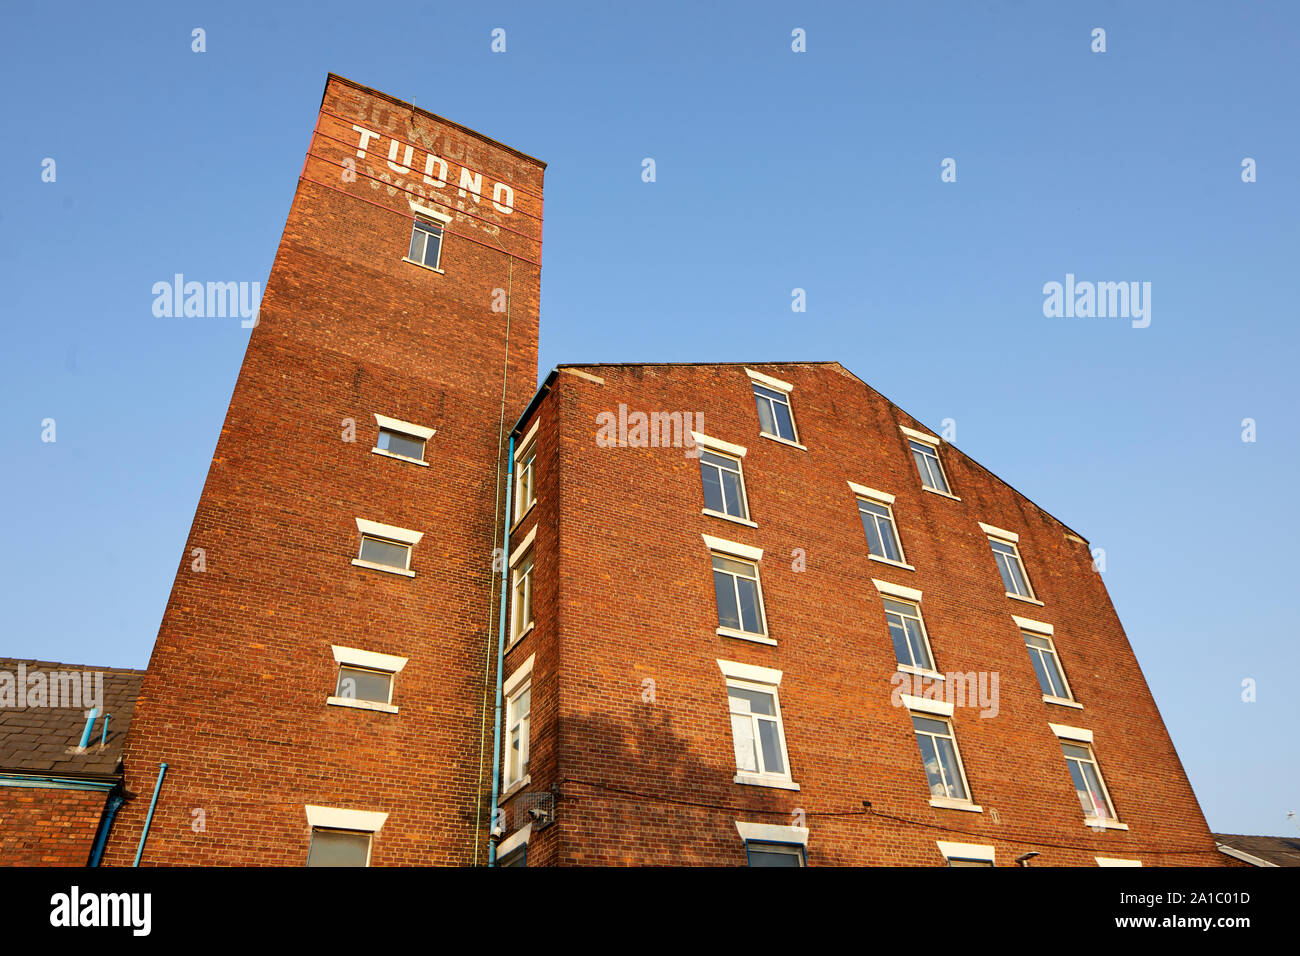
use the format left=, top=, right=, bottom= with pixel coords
left=91, top=76, right=1223, bottom=866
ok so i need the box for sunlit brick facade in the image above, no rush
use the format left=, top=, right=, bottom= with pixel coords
left=94, top=76, right=1223, bottom=867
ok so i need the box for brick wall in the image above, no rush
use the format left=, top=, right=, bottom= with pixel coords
left=102, top=75, right=543, bottom=866
left=0, top=788, right=108, bottom=866
left=509, top=362, right=1223, bottom=866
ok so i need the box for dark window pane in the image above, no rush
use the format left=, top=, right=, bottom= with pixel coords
left=359, top=536, right=409, bottom=569
left=714, top=570, right=740, bottom=630
left=336, top=666, right=392, bottom=704
left=700, top=463, right=726, bottom=513
left=307, top=829, right=370, bottom=867
left=379, top=429, right=424, bottom=461
left=736, top=577, right=761, bottom=632
left=748, top=842, right=804, bottom=866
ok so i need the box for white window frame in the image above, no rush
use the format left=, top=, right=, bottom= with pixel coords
left=704, top=535, right=771, bottom=644
left=496, top=822, right=533, bottom=864
left=502, top=654, right=535, bottom=796
left=371, top=413, right=434, bottom=466
left=871, top=579, right=938, bottom=677
left=327, top=645, right=408, bottom=714
left=849, top=482, right=912, bottom=569
left=904, top=698, right=980, bottom=812
left=403, top=200, right=451, bottom=273
left=513, top=420, right=539, bottom=524
left=981, top=523, right=1040, bottom=603
left=736, top=822, right=809, bottom=866
left=901, top=425, right=957, bottom=499
left=745, top=368, right=805, bottom=449
left=717, top=659, right=799, bottom=791
left=304, top=805, right=388, bottom=867
left=352, top=518, right=422, bottom=577
left=509, top=528, right=536, bottom=646
left=1051, top=725, right=1127, bottom=830
left=936, top=841, right=995, bottom=866
left=695, top=434, right=754, bottom=527
left=1015, top=616, right=1078, bottom=708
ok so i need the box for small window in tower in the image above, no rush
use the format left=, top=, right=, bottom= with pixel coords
left=408, top=218, right=443, bottom=270
left=307, top=828, right=373, bottom=867
left=379, top=428, right=424, bottom=461
left=372, top=414, right=434, bottom=466
left=352, top=518, right=422, bottom=577
left=327, top=645, right=407, bottom=714
left=335, top=666, right=393, bottom=706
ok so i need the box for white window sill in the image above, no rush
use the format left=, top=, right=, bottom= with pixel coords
left=1007, top=593, right=1045, bottom=607
left=930, top=797, right=983, bottom=813
left=402, top=256, right=444, bottom=274
left=499, top=774, right=531, bottom=802
left=1043, top=695, right=1082, bottom=710
left=716, top=626, right=777, bottom=646
left=701, top=508, right=758, bottom=528
left=898, top=664, right=944, bottom=681
left=759, top=432, right=808, bottom=451
left=921, top=487, right=961, bottom=501
left=869, top=554, right=916, bottom=571
left=371, top=447, right=430, bottom=467
left=734, top=773, right=800, bottom=791
left=351, top=558, right=415, bottom=578
left=1084, top=817, right=1128, bottom=831
left=327, top=696, right=398, bottom=714
left=511, top=498, right=537, bottom=531
left=509, top=623, right=535, bottom=650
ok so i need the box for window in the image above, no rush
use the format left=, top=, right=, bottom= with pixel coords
left=408, top=217, right=443, bottom=269
left=352, top=518, right=422, bottom=577
left=936, top=841, right=995, bottom=867
left=982, top=524, right=1035, bottom=599
left=883, top=598, right=935, bottom=672
left=307, top=828, right=372, bottom=867
left=745, top=368, right=799, bottom=444
left=514, top=445, right=536, bottom=521
left=499, top=845, right=527, bottom=867
left=718, top=660, right=797, bottom=789
left=735, top=822, right=808, bottom=866
left=303, top=806, right=387, bottom=867
left=371, top=414, right=434, bottom=465
left=909, top=440, right=950, bottom=494
left=327, top=645, right=407, bottom=713
left=746, top=842, right=806, bottom=866
left=1061, top=741, right=1118, bottom=823
left=503, top=659, right=533, bottom=791
left=511, top=553, right=534, bottom=642
left=495, top=822, right=533, bottom=866
left=700, top=450, right=749, bottom=520
left=1018, top=619, right=1074, bottom=703
left=903, top=699, right=976, bottom=809
left=853, top=484, right=905, bottom=564
left=712, top=555, right=767, bottom=636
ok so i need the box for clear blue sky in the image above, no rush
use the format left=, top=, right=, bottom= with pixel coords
left=2, top=1, right=1296, bottom=837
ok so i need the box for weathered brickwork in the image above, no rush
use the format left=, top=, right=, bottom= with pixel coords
left=0, top=789, right=108, bottom=866
left=102, top=75, right=543, bottom=866
left=506, top=363, right=1224, bottom=867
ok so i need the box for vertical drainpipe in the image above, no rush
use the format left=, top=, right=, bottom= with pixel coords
left=88, top=790, right=125, bottom=867
left=487, top=433, right=516, bottom=866
left=133, top=762, right=168, bottom=867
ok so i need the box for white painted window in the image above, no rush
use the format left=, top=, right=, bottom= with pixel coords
left=937, top=841, right=995, bottom=867
left=902, top=426, right=951, bottom=495
left=304, top=806, right=387, bottom=867
left=712, top=554, right=767, bottom=637
left=352, top=518, right=422, bottom=577
left=858, top=498, right=905, bottom=564
left=408, top=218, right=443, bottom=269
left=982, top=524, right=1035, bottom=600
left=511, top=552, right=534, bottom=644
left=1023, top=629, right=1073, bottom=702
left=327, top=646, right=407, bottom=714
left=883, top=597, right=936, bottom=673
left=911, top=714, right=973, bottom=804
left=700, top=449, right=749, bottom=520
left=503, top=656, right=534, bottom=792
left=727, top=681, right=789, bottom=778
left=1061, top=740, right=1118, bottom=823
left=514, top=445, right=536, bottom=521
left=372, top=413, right=434, bottom=465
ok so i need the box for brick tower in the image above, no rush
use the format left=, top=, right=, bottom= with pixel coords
left=102, top=75, right=544, bottom=865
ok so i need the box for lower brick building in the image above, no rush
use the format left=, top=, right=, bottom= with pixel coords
left=493, top=363, right=1225, bottom=866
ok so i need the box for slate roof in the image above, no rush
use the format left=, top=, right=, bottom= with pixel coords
left=0, top=659, right=144, bottom=779
left=1214, top=833, right=1300, bottom=867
